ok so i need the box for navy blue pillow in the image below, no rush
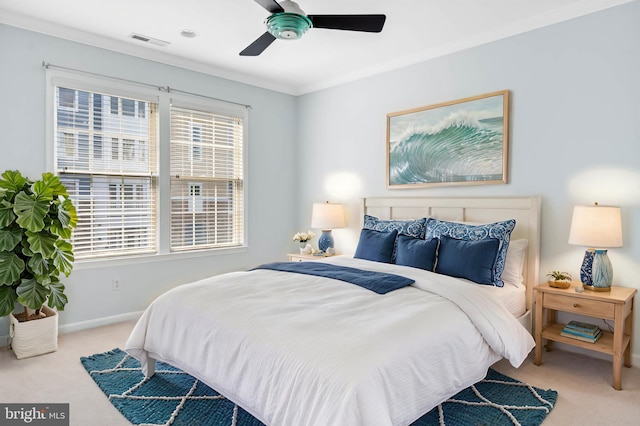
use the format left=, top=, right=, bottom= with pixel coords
left=425, top=218, right=516, bottom=287
left=395, top=235, right=439, bottom=271
left=363, top=215, right=427, bottom=262
left=435, top=235, right=500, bottom=285
left=354, top=229, right=398, bottom=264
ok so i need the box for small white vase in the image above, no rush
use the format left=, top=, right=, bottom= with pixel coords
left=300, top=243, right=312, bottom=254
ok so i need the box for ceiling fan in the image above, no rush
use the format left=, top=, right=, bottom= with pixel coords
left=240, top=0, right=386, bottom=56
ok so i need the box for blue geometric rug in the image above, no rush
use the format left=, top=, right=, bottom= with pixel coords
left=81, top=349, right=557, bottom=426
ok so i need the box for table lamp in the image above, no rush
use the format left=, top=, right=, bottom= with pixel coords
left=311, top=202, right=346, bottom=253
left=568, top=203, right=623, bottom=291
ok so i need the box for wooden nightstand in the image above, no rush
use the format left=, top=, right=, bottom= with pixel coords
left=287, top=253, right=332, bottom=262
left=534, top=282, right=636, bottom=390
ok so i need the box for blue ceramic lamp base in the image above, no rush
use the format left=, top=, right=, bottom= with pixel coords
left=317, top=230, right=334, bottom=253
left=579, top=248, right=613, bottom=291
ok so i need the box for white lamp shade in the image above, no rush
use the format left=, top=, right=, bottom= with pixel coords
left=568, top=205, right=623, bottom=248
left=311, top=202, right=346, bottom=230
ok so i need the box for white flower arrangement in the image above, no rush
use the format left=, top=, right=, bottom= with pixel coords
left=292, top=230, right=315, bottom=243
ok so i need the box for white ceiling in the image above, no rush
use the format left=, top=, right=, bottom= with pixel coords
left=0, top=0, right=632, bottom=95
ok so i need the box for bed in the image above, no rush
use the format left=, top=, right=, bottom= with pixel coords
left=125, top=196, right=541, bottom=426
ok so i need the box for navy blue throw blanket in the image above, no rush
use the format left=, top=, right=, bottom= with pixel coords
left=252, top=262, right=414, bottom=294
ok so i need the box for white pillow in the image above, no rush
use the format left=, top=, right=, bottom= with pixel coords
left=502, top=239, right=528, bottom=288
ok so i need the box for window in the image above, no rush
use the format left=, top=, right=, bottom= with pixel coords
left=170, top=105, right=244, bottom=251
left=191, top=126, right=202, bottom=161
left=54, top=85, right=158, bottom=259
left=94, top=136, right=103, bottom=159
left=188, top=183, right=204, bottom=213
left=62, top=132, right=76, bottom=157
left=111, top=137, right=119, bottom=160
left=110, top=97, right=119, bottom=114
left=123, top=139, right=135, bottom=161
left=58, top=87, right=77, bottom=110
left=122, top=99, right=135, bottom=117
left=138, top=101, right=146, bottom=118
left=139, top=140, right=147, bottom=162
left=110, top=97, right=147, bottom=118
left=50, top=71, right=246, bottom=262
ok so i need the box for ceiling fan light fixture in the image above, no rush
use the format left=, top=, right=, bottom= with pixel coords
left=266, top=12, right=312, bottom=40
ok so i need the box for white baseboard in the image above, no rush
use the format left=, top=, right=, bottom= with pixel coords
left=2, top=310, right=143, bottom=348
left=57, top=310, right=143, bottom=334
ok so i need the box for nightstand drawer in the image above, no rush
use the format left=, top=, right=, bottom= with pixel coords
left=544, top=293, right=615, bottom=319
left=287, top=253, right=321, bottom=262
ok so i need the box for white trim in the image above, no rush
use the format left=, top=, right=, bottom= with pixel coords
left=169, top=93, right=248, bottom=119
left=48, top=70, right=160, bottom=103
left=58, top=310, right=143, bottom=334
left=73, top=245, right=248, bottom=270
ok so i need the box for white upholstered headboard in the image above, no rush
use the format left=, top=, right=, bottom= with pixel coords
left=360, top=196, right=541, bottom=313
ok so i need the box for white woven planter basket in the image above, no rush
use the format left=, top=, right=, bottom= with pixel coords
left=9, top=306, right=58, bottom=359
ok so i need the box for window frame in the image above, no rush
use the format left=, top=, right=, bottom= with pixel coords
left=46, top=69, right=249, bottom=270
left=168, top=95, right=247, bottom=253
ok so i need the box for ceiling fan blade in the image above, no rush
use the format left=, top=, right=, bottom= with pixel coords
left=254, top=0, right=284, bottom=14
left=307, top=15, right=386, bottom=32
left=240, top=32, right=277, bottom=56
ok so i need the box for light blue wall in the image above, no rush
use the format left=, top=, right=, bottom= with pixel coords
left=297, top=3, right=640, bottom=355
left=0, top=24, right=299, bottom=333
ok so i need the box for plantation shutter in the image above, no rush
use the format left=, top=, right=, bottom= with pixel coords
left=54, top=86, right=158, bottom=259
left=170, top=105, right=244, bottom=251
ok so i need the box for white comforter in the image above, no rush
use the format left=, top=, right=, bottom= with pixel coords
left=125, top=256, right=534, bottom=426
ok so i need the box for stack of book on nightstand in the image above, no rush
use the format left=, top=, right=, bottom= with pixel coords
left=560, top=320, right=602, bottom=343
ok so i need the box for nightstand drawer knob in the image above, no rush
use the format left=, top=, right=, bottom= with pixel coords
left=573, top=303, right=578, bottom=307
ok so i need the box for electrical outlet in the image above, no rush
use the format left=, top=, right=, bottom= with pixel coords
left=112, top=280, right=121, bottom=291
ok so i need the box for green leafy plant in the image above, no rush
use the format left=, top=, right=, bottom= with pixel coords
left=546, top=271, right=572, bottom=281
left=0, top=170, right=77, bottom=320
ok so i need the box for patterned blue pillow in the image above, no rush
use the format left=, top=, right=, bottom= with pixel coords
left=363, top=215, right=426, bottom=239
left=425, top=218, right=516, bottom=287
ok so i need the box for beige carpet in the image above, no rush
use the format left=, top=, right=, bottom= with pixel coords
left=1, top=320, right=639, bottom=425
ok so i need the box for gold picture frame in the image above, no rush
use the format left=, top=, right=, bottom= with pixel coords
left=387, top=90, right=509, bottom=188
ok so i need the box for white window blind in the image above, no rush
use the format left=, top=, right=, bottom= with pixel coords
left=170, top=105, right=244, bottom=251
left=54, top=86, right=158, bottom=259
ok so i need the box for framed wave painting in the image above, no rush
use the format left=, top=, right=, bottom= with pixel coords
left=387, top=90, right=509, bottom=188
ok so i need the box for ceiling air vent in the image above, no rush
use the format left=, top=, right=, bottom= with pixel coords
left=128, top=33, right=170, bottom=47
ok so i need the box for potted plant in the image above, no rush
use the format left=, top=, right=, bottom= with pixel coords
left=0, top=170, right=77, bottom=358
left=546, top=271, right=572, bottom=289
left=293, top=230, right=314, bottom=254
